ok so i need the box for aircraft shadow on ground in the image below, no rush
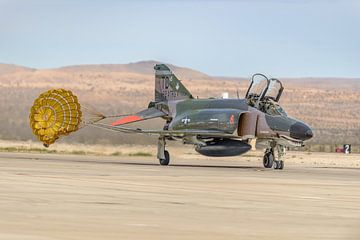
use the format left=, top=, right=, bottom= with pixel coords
left=0, top=154, right=262, bottom=170
left=75, top=159, right=261, bottom=169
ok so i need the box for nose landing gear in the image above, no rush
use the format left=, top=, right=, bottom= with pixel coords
left=263, top=144, right=285, bottom=170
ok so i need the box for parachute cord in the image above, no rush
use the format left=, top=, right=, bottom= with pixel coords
left=81, top=104, right=134, bottom=119
left=103, top=114, right=134, bottom=118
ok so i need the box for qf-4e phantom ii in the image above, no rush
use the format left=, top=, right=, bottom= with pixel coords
left=29, top=64, right=312, bottom=169
left=91, top=64, right=313, bottom=170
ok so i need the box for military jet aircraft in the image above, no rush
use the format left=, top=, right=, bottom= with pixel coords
left=92, top=64, right=313, bottom=170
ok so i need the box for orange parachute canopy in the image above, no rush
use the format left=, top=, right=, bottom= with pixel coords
left=29, top=89, right=82, bottom=146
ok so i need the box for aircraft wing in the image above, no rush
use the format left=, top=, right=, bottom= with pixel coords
left=111, top=107, right=166, bottom=126
left=91, top=122, right=237, bottom=138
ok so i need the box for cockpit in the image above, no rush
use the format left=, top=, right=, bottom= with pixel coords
left=245, top=73, right=287, bottom=116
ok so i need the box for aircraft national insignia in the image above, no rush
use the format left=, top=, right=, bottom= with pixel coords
left=181, top=116, right=191, bottom=125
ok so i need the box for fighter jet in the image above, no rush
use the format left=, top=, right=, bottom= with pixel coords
left=92, top=64, right=313, bottom=170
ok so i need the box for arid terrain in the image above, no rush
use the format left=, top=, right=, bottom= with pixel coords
left=0, top=61, right=359, bottom=145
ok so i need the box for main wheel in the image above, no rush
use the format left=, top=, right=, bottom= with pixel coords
left=159, top=150, right=170, bottom=166
left=263, top=151, right=274, bottom=168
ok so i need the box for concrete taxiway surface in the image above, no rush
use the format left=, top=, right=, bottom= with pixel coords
left=0, top=152, right=359, bottom=240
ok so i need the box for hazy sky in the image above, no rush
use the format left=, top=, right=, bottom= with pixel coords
left=0, top=0, right=359, bottom=77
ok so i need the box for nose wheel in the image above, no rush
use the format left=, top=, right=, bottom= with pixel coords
left=263, top=149, right=274, bottom=168
left=274, top=160, right=284, bottom=169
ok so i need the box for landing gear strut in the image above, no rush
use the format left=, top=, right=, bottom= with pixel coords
left=157, top=137, right=170, bottom=166
left=263, top=144, right=286, bottom=170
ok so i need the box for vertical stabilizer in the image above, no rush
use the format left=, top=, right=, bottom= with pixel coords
left=154, top=64, right=193, bottom=102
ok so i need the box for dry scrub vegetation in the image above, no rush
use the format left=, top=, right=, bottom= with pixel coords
left=0, top=61, right=359, bottom=145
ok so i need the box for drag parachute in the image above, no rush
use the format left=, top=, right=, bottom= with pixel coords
left=29, top=89, right=104, bottom=147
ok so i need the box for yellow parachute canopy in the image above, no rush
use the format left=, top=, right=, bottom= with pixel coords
left=29, top=89, right=82, bottom=146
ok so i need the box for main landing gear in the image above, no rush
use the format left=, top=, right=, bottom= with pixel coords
left=263, top=144, right=285, bottom=170
left=157, top=137, right=170, bottom=166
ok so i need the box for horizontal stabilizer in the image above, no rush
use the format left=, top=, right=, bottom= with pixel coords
left=111, top=108, right=166, bottom=126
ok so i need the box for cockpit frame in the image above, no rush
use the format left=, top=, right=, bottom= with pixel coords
left=245, top=74, right=287, bottom=117
left=245, top=73, right=270, bottom=108
left=265, top=78, right=284, bottom=102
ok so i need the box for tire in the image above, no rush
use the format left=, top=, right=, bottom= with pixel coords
left=159, top=150, right=170, bottom=166
left=274, top=160, right=284, bottom=170
left=263, top=152, right=274, bottom=168
left=274, top=160, right=279, bottom=169
left=278, top=160, right=284, bottom=170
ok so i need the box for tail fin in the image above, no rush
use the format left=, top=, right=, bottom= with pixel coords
left=154, top=64, right=193, bottom=102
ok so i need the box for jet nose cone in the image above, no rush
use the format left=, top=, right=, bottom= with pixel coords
left=305, top=129, right=313, bottom=139
left=290, top=122, right=313, bottom=141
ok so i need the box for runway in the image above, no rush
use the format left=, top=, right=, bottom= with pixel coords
left=0, top=152, right=359, bottom=240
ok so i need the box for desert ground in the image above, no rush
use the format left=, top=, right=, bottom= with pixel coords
left=0, top=149, right=359, bottom=240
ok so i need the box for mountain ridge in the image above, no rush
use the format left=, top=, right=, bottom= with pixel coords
left=1, top=61, right=359, bottom=81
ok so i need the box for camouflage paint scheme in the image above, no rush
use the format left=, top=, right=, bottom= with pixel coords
left=92, top=63, right=313, bottom=169
left=151, top=64, right=312, bottom=145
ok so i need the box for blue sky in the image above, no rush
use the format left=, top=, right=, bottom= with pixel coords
left=0, top=0, right=359, bottom=77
